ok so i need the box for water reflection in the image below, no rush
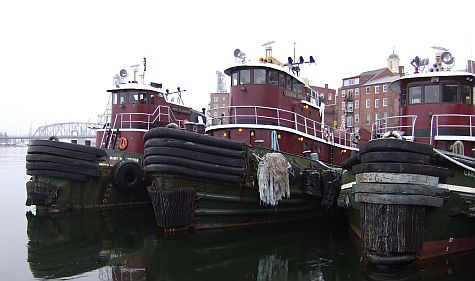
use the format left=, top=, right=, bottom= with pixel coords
left=26, top=207, right=475, bottom=281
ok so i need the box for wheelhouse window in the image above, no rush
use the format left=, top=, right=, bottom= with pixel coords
left=408, top=86, right=422, bottom=104
left=292, top=79, right=301, bottom=93
left=129, top=91, right=139, bottom=104
left=442, top=84, right=458, bottom=103
left=139, top=92, right=148, bottom=104
left=239, top=69, right=250, bottom=84
left=279, top=73, right=286, bottom=88
left=286, top=76, right=292, bottom=90
left=268, top=70, right=278, bottom=85
left=462, top=85, right=472, bottom=104
left=424, top=85, right=439, bottom=103
left=231, top=71, right=238, bottom=86
left=253, top=69, right=266, bottom=84
left=119, top=92, right=127, bottom=104
left=112, top=93, right=118, bottom=104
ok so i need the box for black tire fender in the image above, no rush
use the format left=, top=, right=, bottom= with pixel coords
left=111, top=160, right=145, bottom=192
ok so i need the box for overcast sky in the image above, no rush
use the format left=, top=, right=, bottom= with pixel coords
left=1, top=0, right=474, bottom=135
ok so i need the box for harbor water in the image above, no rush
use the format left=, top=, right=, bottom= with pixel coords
left=1, top=146, right=474, bottom=281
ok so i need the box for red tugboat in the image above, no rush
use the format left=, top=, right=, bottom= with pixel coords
left=26, top=59, right=205, bottom=212
left=340, top=48, right=475, bottom=268
left=205, top=44, right=357, bottom=166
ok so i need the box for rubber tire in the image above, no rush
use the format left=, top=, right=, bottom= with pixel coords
left=143, top=155, right=245, bottom=176
left=359, top=139, right=433, bottom=155
left=144, top=127, right=245, bottom=151
left=111, top=160, right=145, bottom=193
left=144, top=147, right=245, bottom=168
left=26, top=162, right=100, bottom=177
left=145, top=164, right=243, bottom=183
left=27, top=169, right=90, bottom=182
left=361, top=151, right=431, bottom=165
left=26, top=154, right=99, bottom=169
left=27, top=145, right=98, bottom=162
left=30, top=139, right=107, bottom=157
left=145, top=138, right=245, bottom=158
left=351, top=162, right=450, bottom=177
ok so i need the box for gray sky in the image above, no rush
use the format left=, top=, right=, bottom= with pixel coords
left=1, top=0, right=474, bottom=135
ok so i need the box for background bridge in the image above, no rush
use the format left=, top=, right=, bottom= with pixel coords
left=0, top=122, right=100, bottom=145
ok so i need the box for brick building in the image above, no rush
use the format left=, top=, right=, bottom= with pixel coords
left=335, top=53, right=401, bottom=134
left=310, top=84, right=337, bottom=127
left=208, top=92, right=230, bottom=124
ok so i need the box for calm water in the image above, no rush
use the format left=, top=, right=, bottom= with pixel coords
left=1, top=146, right=474, bottom=281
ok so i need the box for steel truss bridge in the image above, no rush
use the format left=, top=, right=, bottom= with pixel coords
left=0, top=122, right=100, bottom=144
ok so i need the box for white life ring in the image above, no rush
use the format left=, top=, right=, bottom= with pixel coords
left=382, top=130, right=402, bottom=140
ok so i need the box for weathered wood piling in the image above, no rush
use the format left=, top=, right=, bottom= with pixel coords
left=350, top=138, right=449, bottom=267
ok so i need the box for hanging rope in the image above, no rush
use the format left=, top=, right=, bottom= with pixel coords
left=257, top=153, right=290, bottom=206
left=271, top=130, right=280, bottom=151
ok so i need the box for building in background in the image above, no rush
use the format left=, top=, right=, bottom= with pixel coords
left=310, top=84, right=337, bottom=127
left=335, top=52, right=401, bottom=134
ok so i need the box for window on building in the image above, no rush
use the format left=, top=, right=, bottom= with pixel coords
left=348, top=102, right=353, bottom=112
left=408, top=86, right=422, bottom=104
left=366, top=113, right=371, bottom=125
left=213, top=104, right=218, bottom=109
left=253, top=69, right=266, bottom=84
left=268, top=70, right=279, bottom=85
left=347, top=116, right=353, bottom=127
left=374, top=85, right=380, bottom=94
left=375, top=113, right=379, bottom=121
left=222, top=96, right=226, bottom=101
left=342, top=101, right=346, bottom=111
left=424, top=85, right=440, bottom=103
left=213, top=111, right=218, bottom=117
left=342, top=90, right=346, bottom=98
left=348, top=89, right=353, bottom=99
left=231, top=71, right=238, bottom=86
left=366, top=86, right=370, bottom=94
left=328, top=93, right=332, bottom=101
left=462, top=85, right=472, bottom=104
left=355, top=88, right=360, bottom=95
left=355, top=114, right=360, bottom=123
left=383, top=97, right=388, bottom=107
left=383, top=112, right=388, bottom=119
left=214, top=97, right=219, bottom=102
left=355, top=100, right=359, bottom=109
left=239, top=69, right=251, bottom=84
left=375, top=99, right=380, bottom=108
left=365, top=99, right=370, bottom=108
left=442, top=84, right=458, bottom=103
left=383, top=84, right=388, bottom=92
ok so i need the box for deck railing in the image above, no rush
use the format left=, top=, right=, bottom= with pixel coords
left=430, top=114, right=475, bottom=145
left=372, top=115, right=417, bottom=141
left=208, top=105, right=354, bottom=147
left=101, top=105, right=185, bottom=148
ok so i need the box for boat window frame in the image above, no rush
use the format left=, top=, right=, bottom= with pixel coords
left=268, top=69, right=279, bottom=86
left=239, top=69, right=251, bottom=85
left=253, top=68, right=266, bottom=85
left=112, top=92, right=118, bottom=105
left=441, top=84, right=458, bottom=103
left=461, top=84, right=472, bottom=104
left=118, top=92, right=127, bottom=105
left=231, top=71, right=238, bottom=87
left=129, top=91, right=139, bottom=104
left=424, top=84, right=440, bottom=104
left=408, top=85, right=422, bottom=104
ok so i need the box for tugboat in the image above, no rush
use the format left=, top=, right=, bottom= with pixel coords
left=339, top=48, right=475, bottom=268
left=206, top=43, right=357, bottom=165
left=144, top=45, right=349, bottom=230
left=26, top=59, right=205, bottom=212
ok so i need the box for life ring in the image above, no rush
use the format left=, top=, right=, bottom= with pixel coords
left=118, top=137, right=128, bottom=150
left=351, top=132, right=361, bottom=144
left=382, top=130, right=402, bottom=140
left=111, top=160, right=145, bottom=192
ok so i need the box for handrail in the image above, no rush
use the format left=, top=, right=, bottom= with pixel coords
left=101, top=105, right=187, bottom=148
left=208, top=105, right=354, bottom=147
left=430, top=114, right=475, bottom=145
left=372, top=115, right=417, bottom=141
